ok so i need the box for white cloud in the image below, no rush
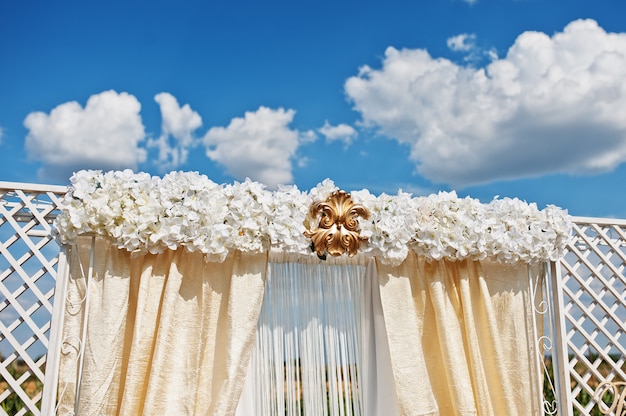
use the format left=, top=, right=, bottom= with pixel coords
left=318, top=121, right=358, bottom=145
left=447, top=33, right=476, bottom=52
left=203, top=106, right=314, bottom=188
left=23, top=90, right=146, bottom=181
left=345, top=19, right=626, bottom=188
left=149, top=92, right=202, bottom=171
left=0, top=125, right=4, bottom=144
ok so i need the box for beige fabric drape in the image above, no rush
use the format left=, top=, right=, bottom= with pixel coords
left=57, top=236, right=267, bottom=416
left=376, top=253, right=542, bottom=416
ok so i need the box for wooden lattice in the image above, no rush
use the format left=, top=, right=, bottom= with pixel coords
left=557, top=217, right=626, bottom=415
left=2, top=180, right=626, bottom=415
left=0, top=182, right=66, bottom=416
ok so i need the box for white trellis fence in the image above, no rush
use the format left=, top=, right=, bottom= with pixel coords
left=0, top=182, right=66, bottom=415
left=1, top=180, right=625, bottom=415
left=552, top=217, right=626, bottom=415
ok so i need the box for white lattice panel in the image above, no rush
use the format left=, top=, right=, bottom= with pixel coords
left=558, top=217, right=626, bottom=415
left=0, top=182, right=66, bottom=415
left=3, top=179, right=626, bottom=416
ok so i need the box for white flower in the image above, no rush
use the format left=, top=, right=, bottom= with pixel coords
left=54, top=170, right=572, bottom=264
left=361, top=191, right=417, bottom=266
left=308, top=178, right=338, bottom=203
left=270, top=185, right=310, bottom=254
left=223, top=179, right=272, bottom=253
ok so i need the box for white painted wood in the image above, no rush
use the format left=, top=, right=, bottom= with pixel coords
left=0, top=184, right=66, bottom=414
left=41, top=249, right=70, bottom=415
left=556, top=218, right=626, bottom=415
left=3, top=182, right=626, bottom=415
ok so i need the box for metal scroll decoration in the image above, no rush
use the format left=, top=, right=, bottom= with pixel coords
left=594, top=381, right=626, bottom=415
left=304, top=190, right=370, bottom=259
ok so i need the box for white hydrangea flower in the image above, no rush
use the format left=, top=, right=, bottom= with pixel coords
left=363, top=191, right=417, bottom=266
left=223, top=179, right=273, bottom=253
left=270, top=185, right=310, bottom=254
left=307, top=178, right=339, bottom=204
left=54, top=170, right=573, bottom=264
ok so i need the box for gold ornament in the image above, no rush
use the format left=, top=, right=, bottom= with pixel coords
left=304, top=190, right=370, bottom=259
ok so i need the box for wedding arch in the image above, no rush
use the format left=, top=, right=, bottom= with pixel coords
left=36, top=169, right=573, bottom=416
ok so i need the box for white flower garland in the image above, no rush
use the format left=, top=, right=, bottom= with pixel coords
left=54, top=170, right=573, bottom=265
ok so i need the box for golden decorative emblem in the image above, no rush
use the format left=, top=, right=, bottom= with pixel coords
left=304, top=190, right=370, bottom=259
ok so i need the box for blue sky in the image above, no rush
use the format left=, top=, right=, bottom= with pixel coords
left=2, top=0, right=626, bottom=218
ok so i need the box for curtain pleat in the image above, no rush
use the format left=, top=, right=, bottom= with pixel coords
left=56, top=237, right=542, bottom=416
left=361, top=259, right=400, bottom=416
left=376, top=253, right=542, bottom=416
left=57, top=236, right=267, bottom=416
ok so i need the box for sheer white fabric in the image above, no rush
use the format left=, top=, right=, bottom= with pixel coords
left=236, top=252, right=399, bottom=416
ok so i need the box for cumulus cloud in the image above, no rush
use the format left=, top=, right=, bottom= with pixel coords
left=203, top=106, right=315, bottom=188
left=447, top=33, right=476, bottom=52
left=345, top=19, right=626, bottom=188
left=24, top=90, right=146, bottom=182
left=318, top=121, right=358, bottom=145
left=149, top=92, right=202, bottom=171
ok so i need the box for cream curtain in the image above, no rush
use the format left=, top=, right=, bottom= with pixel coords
left=376, top=252, right=543, bottom=416
left=57, top=236, right=267, bottom=416
left=56, top=237, right=543, bottom=415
